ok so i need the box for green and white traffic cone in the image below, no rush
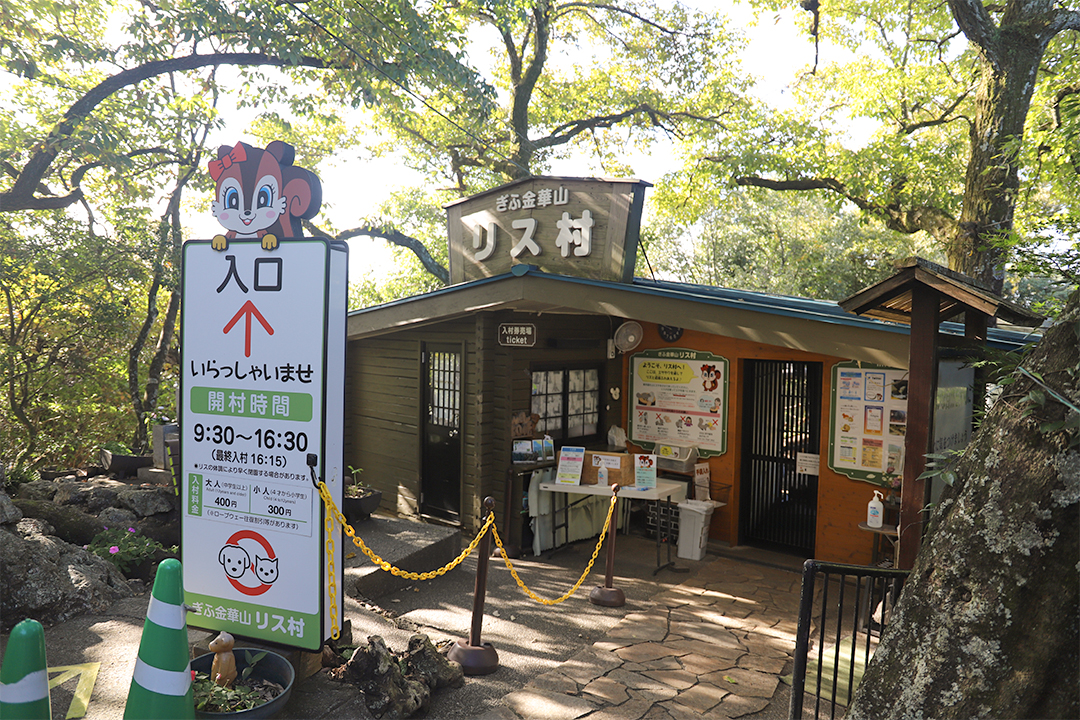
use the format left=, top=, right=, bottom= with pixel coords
left=124, top=558, right=195, bottom=720
left=0, top=618, right=50, bottom=720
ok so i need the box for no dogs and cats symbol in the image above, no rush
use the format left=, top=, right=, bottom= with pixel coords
left=218, top=530, right=279, bottom=596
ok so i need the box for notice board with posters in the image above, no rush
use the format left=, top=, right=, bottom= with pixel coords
left=828, top=361, right=909, bottom=487
left=180, top=238, right=346, bottom=651
left=629, top=349, right=729, bottom=456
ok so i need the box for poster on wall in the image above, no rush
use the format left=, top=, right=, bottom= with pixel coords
left=828, top=361, right=909, bottom=487
left=629, top=349, right=729, bottom=456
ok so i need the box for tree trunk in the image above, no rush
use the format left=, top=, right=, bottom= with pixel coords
left=946, top=0, right=1065, bottom=294
left=847, top=289, right=1079, bottom=719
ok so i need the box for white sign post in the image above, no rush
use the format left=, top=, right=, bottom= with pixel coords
left=180, top=238, right=346, bottom=651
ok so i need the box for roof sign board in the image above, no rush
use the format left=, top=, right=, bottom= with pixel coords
left=180, top=238, right=345, bottom=651
left=446, top=176, right=650, bottom=285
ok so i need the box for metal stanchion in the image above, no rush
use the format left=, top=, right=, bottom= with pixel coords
left=589, top=484, right=626, bottom=607
left=447, top=497, right=499, bottom=675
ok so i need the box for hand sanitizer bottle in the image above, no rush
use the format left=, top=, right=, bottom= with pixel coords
left=867, top=490, right=884, bottom=529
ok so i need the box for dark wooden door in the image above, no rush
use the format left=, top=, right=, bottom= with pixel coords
left=420, top=344, right=462, bottom=523
left=739, top=360, right=822, bottom=555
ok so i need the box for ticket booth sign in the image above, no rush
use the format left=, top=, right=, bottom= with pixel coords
left=180, top=238, right=346, bottom=651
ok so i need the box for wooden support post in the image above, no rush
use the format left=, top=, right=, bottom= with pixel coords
left=590, top=484, right=626, bottom=607
left=447, top=497, right=499, bottom=675
left=899, top=287, right=939, bottom=569
left=965, top=311, right=989, bottom=424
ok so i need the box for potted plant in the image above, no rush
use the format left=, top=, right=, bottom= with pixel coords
left=99, top=441, right=153, bottom=480
left=191, top=647, right=295, bottom=719
left=342, top=465, right=382, bottom=525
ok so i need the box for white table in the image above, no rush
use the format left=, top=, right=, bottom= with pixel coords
left=538, top=480, right=688, bottom=574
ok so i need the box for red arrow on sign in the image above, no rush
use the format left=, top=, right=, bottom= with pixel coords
left=223, top=300, right=274, bottom=357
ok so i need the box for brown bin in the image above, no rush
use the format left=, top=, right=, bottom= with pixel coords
left=581, top=451, right=634, bottom=486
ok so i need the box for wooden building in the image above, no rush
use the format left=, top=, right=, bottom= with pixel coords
left=343, top=177, right=1035, bottom=565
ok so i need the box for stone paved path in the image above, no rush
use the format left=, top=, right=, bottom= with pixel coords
left=483, top=556, right=803, bottom=720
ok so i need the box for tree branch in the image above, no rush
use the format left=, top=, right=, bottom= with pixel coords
left=304, top=220, right=449, bottom=284
left=734, top=174, right=958, bottom=240
left=1048, top=6, right=1080, bottom=33
left=900, top=91, right=971, bottom=134
left=556, top=3, right=685, bottom=37
left=946, top=0, right=1001, bottom=67
left=1051, top=83, right=1080, bottom=129
left=1, top=52, right=327, bottom=213
left=533, top=103, right=724, bottom=150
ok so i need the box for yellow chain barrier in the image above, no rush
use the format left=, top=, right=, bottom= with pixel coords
left=316, top=480, right=618, bottom=636
left=490, top=490, right=617, bottom=605
left=323, top=491, right=338, bottom=639
left=316, top=481, right=496, bottom=638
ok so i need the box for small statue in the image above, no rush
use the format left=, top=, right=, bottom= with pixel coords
left=208, top=631, right=237, bottom=688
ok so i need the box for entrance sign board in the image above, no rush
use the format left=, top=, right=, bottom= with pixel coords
left=827, top=361, right=909, bottom=486
left=498, top=323, right=537, bottom=347
left=180, top=238, right=346, bottom=651
left=629, top=349, right=729, bottom=456
left=446, top=176, right=651, bottom=284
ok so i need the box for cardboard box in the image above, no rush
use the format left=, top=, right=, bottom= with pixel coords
left=581, top=451, right=634, bottom=486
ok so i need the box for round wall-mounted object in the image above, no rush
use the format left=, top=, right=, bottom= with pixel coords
left=658, top=325, right=683, bottom=343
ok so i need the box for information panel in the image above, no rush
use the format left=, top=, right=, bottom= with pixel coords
left=629, top=349, right=729, bottom=456
left=827, top=361, right=909, bottom=487
left=180, top=238, right=344, bottom=651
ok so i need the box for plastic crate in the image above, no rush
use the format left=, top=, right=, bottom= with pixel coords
left=646, top=500, right=679, bottom=543
left=655, top=443, right=698, bottom=474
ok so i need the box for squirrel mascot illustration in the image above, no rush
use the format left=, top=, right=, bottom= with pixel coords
left=208, top=140, right=322, bottom=251
left=700, top=364, right=719, bottom=392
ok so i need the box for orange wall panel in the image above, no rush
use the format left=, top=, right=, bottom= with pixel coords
left=622, top=323, right=878, bottom=564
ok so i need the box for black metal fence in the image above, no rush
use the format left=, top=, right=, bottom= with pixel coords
left=789, top=560, right=909, bottom=719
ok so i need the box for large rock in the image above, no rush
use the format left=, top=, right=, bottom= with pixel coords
left=53, top=479, right=121, bottom=513
left=0, top=519, right=132, bottom=631
left=118, top=484, right=176, bottom=517
left=14, top=479, right=62, bottom=502
left=11, top=497, right=106, bottom=546
left=0, top=492, right=21, bottom=524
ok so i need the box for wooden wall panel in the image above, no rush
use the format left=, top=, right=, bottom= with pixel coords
left=349, top=311, right=878, bottom=564
left=344, top=336, right=421, bottom=517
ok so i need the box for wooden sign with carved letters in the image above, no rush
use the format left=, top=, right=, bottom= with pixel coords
left=446, top=176, right=650, bottom=284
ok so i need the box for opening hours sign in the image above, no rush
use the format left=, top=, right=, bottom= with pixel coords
left=180, top=238, right=346, bottom=651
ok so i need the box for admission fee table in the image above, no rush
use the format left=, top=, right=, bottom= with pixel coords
left=538, top=479, right=688, bottom=574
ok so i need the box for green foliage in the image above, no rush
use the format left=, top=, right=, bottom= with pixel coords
left=688, top=0, right=1080, bottom=290
left=644, top=188, right=940, bottom=298
left=344, top=465, right=368, bottom=496
left=0, top=213, right=151, bottom=468
left=345, top=188, right=451, bottom=307
left=100, top=440, right=133, bottom=456
left=87, top=526, right=175, bottom=575
left=2, top=464, right=34, bottom=495
left=996, top=218, right=1079, bottom=318
left=362, top=1, right=744, bottom=193
left=917, top=450, right=963, bottom=487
